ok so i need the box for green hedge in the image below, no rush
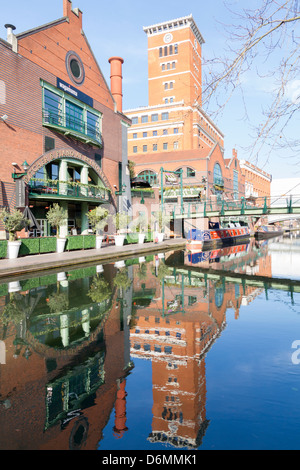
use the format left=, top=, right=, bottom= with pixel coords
left=18, top=237, right=56, bottom=257
left=66, top=234, right=96, bottom=251
left=0, top=240, right=7, bottom=259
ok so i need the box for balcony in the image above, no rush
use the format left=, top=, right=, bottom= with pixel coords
left=28, top=178, right=111, bottom=203
left=42, top=109, right=102, bottom=147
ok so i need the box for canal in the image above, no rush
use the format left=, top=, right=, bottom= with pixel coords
left=0, top=232, right=300, bottom=450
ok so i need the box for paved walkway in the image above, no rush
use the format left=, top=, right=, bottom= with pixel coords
left=0, top=238, right=186, bottom=280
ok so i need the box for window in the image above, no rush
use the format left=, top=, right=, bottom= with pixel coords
left=213, top=163, right=223, bottom=187
left=159, top=47, right=162, bottom=57
left=95, top=153, right=102, bottom=167
left=169, top=45, right=173, bottom=55
left=162, top=64, right=165, bottom=71
left=172, top=62, right=176, bottom=69
left=174, top=128, right=179, bottom=134
left=174, top=44, right=178, bottom=54
left=153, top=144, right=157, bottom=151
left=153, top=130, right=157, bottom=136
left=141, top=115, right=148, bottom=123
left=173, top=141, right=178, bottom=149
left=187, top=167, right=196, bottom=177
left=143, top=131, right=147, bottom=138
left=164, top=83, right=168, bottom=90
left=42, top=82, right=101, bottom=145
left=163, top=142, right=168, bottom=150
left=138, top=170, right=158, bottom=185
left=132, top=117, right=138, bottom=124
left=133, top=133, right=137, bottom=139
left=169, top=82, right=173, bottom=89
left=44, top=136, right=55, bottom=152
left=162, top=112, right=169, bottom=120
left=163, top=129, right=168, bottom=135
left=143, top=145, right=147, bottom=152
left=151, top=114, right=158, bottom=122
left=164, top=46, right=168, bottom=56
left=133, top=146, right=137, bottom=153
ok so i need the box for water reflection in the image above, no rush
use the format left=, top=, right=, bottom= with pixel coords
left=0, top=239, right=299, bottom=450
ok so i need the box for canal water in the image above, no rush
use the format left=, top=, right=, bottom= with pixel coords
left=0, top=233, right=300, bottom=450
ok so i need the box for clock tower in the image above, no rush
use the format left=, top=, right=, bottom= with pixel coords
left=143, top=15, right=204, bottom=107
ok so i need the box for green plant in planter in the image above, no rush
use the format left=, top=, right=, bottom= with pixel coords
left=86, top=206, right=109, bottom=234
left=0, top=208, right=29, bottom=241
left=133, top=213, right=147, bottom=233
left=113, top=268, right=132, bottom=292
left=1, top=293, right=25, bottom=325
left=88, top=276, right=112, bottom=303
left=154, top=210, right=171, bottom=233
left=111, top=212, right=130, bottom=234
left=48, top=291, right=69, bottom=313
left=46, top=203, right=68, bottom=238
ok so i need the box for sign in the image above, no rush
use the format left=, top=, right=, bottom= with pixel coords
left=56, top=78, right=93, bottom=107
left=165, top=173, right=178, bottom=184
left=15, top=179, right=26, bottom=208
left=164, top=187, right=203, bottom=199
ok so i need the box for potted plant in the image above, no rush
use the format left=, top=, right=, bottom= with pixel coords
left=46, top=203, right=68, bottom=253
left=88, top=276, right=112, bottom=304
left=154, top=210, right=171, bottom=242
left=86, top=206, right=109, bottom=249
left=134, top=213, right=147, bottom=244
left=111, top=212, right=130, bottom=247
left=0, top=208, right=29, bottom=259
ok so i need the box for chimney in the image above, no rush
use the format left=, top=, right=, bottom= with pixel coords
left=4, top=24, right=17, bottom=52
left=108, top=57, right=124, bottom=113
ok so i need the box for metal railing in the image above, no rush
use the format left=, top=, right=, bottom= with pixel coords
left=42, top=108, right=102, bottom=145
left=28, top=179, right=111, bottom=202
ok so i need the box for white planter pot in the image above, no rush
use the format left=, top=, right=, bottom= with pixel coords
left=8, top=281, right=21, bottom=293
left=7, top=240, right=21, bottom=259
left=56, top=237, right=66, bottom=253
left=96, top=264, right=104, bottom=273
left=138, top=233, right=145, bottom=244
left=114, top=260, right=125, bottom=269
left=96, top=235, right=103, bottom=249
left=139, top=256, right=146, bottom=263
left=155, top=232, right=164, bottom=242
left=114, top=234, right=125, bottom=247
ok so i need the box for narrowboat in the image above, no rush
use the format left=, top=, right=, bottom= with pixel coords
left=186, top=222, right=250, bottom=251
left=254, top=225, right=284, bottom=240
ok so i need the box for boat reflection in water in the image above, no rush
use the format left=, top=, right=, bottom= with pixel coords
left=0, top=242, right=299, bottom=450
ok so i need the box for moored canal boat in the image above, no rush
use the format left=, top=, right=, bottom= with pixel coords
left=186, top=222, right=250, bottom=251
left=254, top=225, right=284, bottom=240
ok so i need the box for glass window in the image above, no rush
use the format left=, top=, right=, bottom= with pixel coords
left=164, top=46, right=168, bottom=56
left=141, top=115, right=148, bottom=123
left=151, top=114, right=158, bottom=122
left=162, top=112, right=169, bottom=120
left=153, top=130, right=157, bottom=136
left=187, top=167, right=195, bottom=177
left=163, top=142, right=168, bottom=150
left=164, top=83, right=168, bottom=90
left=174, top=128, right=179, bottom=134
left=162, top=64, right=165, bottom=71
left=138, top=170, right=158, bottom=185
left=133, top=133, right=137, bottom=139
left=66, top=100, right=84, bottom=134
left=133, top=146, right=137, bottom=153
left=143, top=131, right=147, bottom=138
left=174, top=44, right=178, bottom=54
left=163, top=129, right=168, bottom=135
left=172, top=62, right=176, bottom=69
left=169, top=45, right=173, bottom=55
left=213, top=163, right=223, bottom=186
left=159, top=47, right=162, bottom=57
left=86, top=110, right=99, bottom=140
left=132, top=117, right=138, bottom=124
left=170, top=82, right=173, bottom=89
left=44, top=89, right=62, bottom=126
left=173, top=141, right=178, bottom=149
left=143, top=145, right=147, bottom=152
left=153, top=144, right=157, bottom=151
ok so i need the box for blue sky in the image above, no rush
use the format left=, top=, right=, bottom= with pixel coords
left=1, top=0, right=299, bottom=180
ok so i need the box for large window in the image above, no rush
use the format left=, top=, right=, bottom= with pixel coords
left=138, top=170, right=158, bottom=186
left=213, top=163, right=223, bottom=187
left=42, top=81, right=102, bottom=146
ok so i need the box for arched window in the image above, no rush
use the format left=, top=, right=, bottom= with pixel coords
left=186, top=167, right=195, bottom=177
left=138, top=170, right=158, bottom=186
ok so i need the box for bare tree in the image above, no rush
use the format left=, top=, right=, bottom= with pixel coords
left=202, top=0, right=300, bottom=163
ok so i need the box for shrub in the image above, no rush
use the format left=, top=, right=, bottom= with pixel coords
left=46, top=203, right=67, bottom=238
left=0, top=208, right=29, bottom=241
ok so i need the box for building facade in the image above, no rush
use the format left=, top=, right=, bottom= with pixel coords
left=0, top=0, right=131, bottom=238
left=125, top=15, right=271, bottom=217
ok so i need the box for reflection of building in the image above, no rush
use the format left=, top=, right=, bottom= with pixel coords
left=130, top=259, right=227, bottom=448
left=0, top=265, right=132, bottom=449
left=0, top=0, right=131, bottom=238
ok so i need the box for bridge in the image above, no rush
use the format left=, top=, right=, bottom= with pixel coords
left=164, top=264, right=300, bottom=303
left=164, top=194, right=300, bottom=220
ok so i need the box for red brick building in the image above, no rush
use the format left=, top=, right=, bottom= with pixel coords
left=0, top=0, right=131, bottom=237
